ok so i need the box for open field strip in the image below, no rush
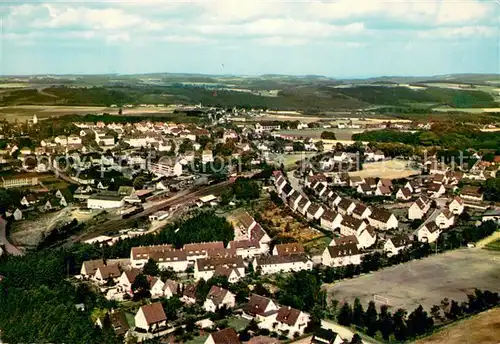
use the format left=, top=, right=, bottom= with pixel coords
left=413, top=308, right=500, bottom=344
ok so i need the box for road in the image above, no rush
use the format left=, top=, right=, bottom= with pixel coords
left=74, top=180, right=234, bottom=242
left=0, top=217, right=23, bottom=256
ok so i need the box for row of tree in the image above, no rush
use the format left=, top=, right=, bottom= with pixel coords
left=336, top=288, right=499, bottom=342
left=71, top=211, right=235, bottom=264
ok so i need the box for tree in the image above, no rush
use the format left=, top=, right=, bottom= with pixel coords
left=393, top=308, right=408, bottom=342
left=445, top=300, right=462, bottom=320
left=143, top=258, right=159, bottom=276
left=133, top=175, right=148, bottom=190
left=131, top=273, right=151, bottom=300
left=159, top=267, right=178, bottom=281
left=321, top=131, right=337, bottom=140
left=352, top=298, right=364, bottom=327
left=316, top=140, right=324, bottom=152
left=293, top=141, right=306, bottom=151
left=364, top=301, right=378, bottom=337
left=378, top=305, right=393, bottom=340
left=337, top=302, right=352, bottom=326
left=407, top=305, right=433, bottom=337
left=430, top=305, right=442, bottom=322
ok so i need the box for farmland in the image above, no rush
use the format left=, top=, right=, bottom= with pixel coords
left=414, top=308, right=500, bottom=344
left=323, top=248, right=500, bottom=312
left=257, top=201, right=324, bottom=246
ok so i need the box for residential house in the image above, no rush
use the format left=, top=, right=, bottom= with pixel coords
left=357, top=226, right=377, bottom=249
left=306, top=203, right=324, bottom=220
left=149, top=250, right=189, bottom=272
left=93, top=264, right=121, bottom=285
left=375, top=184, right=392, bottom=196
left=396, top=187, right=412, bottom=201
left=297, top=197, right=312, bottom=216
left=364, top=177, right=377, bottom=189
left=408, top=196, right=431, bottom=220
left=134, top=302, right=167, bottom=333
left=460, top=186, right=484, bottom=202
left=80, top=259, right=105, bottom=277
left=20, top=194, right=39, bottom=207
left=427, top=182, right=446, bottom=198
left=320, top=210, right=343, bottom=231
left=280, top=183, right=294, bottom=201
left=254, top=254, right=313, bottom=275
left=311, top=328, right=344, bottom=344
left=259, top=306, right=310, bottom=338
left=337, top=198, right=356, bottom=216
left=130, top=244, right=173, bottom=268
left=194, top=256, right=245, bottom=283
left=368, top=208, right=398, bottom=230
left=183, top=241, right=225, bottom=261
left=152, top=279, right=180, bottom=299
left=435, top=209, right=455, bottom=229
left=203, top=286, right=236, bottom=313
left=204, top=328, right=241, bottom=344
left=417, top=221, right=441, bottom=243
left=322, top=244, right=362, bottom=267
left=181, top=284, right=197, bottom=304
left=272, top=243, right=305, bottom=256
left=227, top=240, right=264, bottom=259
left=306, top=174, right=327, bottom=188
left=448, top=196, right=465, bottom=215
left=96, top=310, right=130, bottom=337
left=13, top=208, right=22, bottom=221
left=384, top=236, right=412, bottom=256
left=377, top=179, right=392, bottom=190
left=327, top=193, right=342, bottom=208
left=357, top=183, right=373, bottom=195
left=287, top=192, right=303, bottom=212
left=352, top=203, right=372, bottom=220
left=117, top=268, right=141, bottom=295
left=340, top=215, right=367, bottom=236
left=157, top=279, right=181, bottom=299
left=405, top=180, right=422, bottom=194
left=242, top=294, right=279, bottom=321
left=349, top=176, right=364, bottom=187
left=481, top=209, right=500, bottom=224
left=329, top=235, right=359, bottom=247
left=249, top=223, right=271, bottom=250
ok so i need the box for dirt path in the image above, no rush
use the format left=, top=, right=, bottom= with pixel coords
left=37, top=88, right=58, bottom=98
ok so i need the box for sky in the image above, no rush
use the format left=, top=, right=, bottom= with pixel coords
left=1, top=0, right=499, bottom=77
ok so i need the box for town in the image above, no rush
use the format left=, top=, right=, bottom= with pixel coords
left=0, top=105, right=499, bottom=344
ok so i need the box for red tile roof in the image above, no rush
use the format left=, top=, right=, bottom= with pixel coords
left=139, top=302, right=166, bottom=325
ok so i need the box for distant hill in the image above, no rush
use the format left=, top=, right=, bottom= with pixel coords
left=1, top=73, right=498, bottom=112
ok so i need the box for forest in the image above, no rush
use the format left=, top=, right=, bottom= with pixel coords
left=353, top=125, right=500, bottom=150
left=80, top=211, right=234, bottom=259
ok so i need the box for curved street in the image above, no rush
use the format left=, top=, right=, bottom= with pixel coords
left=0, top=217, right=23, bottom=256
